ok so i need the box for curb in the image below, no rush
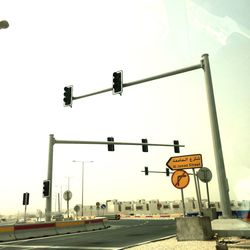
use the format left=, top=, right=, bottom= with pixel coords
left=0, top=218, right=108, bottom=242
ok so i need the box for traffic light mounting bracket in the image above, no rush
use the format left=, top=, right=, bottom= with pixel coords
left=142, top=167, right=171, bottom=176
left=53, top=136, right=184, bottom=153
left=70, top=63, right=201, bottom=102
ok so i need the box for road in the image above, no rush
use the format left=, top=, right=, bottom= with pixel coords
left=0, top=219, right=176, bottom=249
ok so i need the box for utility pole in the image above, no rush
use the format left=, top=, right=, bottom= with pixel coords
left=201, top=54, right=231, bottom=218
left=45, top=134, right=54, bottom=222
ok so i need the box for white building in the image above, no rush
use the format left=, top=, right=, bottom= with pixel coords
left=68, top=198, right=249, bottom=217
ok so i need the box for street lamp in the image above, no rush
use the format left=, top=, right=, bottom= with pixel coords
left=0, top=20, right=9, bottom=29
left=72, top=160, right=94, bottom=217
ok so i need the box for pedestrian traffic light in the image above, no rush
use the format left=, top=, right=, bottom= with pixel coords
left=107, top=137, right=115, bottom=151
left=43, top=180, right=50, bottom=198
left=144, top=166, right=149, bottom=175
left=141, top=139, right=148, bottom=152
left=112, top=71, right=123, bottom=95
left=173, top=140, right=180, bottom=153
left=63, top=85, right=73, bottom=107
left=166, top=168, right=170, bottom=176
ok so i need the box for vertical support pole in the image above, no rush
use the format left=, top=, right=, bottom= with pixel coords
left=61, top=186, right=63, bottom=211
left=193, top=169, right=202, bottom=215
left=67, top=179, right=70, bottom=218
left=24, top=204, right=27, bottom=222
left=82, top=162, right=84, bottom=217
left=181, top=189, right=186, bottom=217
left=196, top=172, right=203, bottom=210
left=58, top=193, right=61, bottom=213
left=54, top=193, right=57, bottom=212
left=67, top=199, right=69, bottom=218
left=206, top=182, right=211, bottom=208
left=202, top=54, right=232, bottom=218
left=46, top=134, right=55, bottom=222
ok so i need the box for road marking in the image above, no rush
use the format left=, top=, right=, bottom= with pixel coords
left=119, top=234, right=176, bottom=249
left=0, top=245, right=120, bottom=250
left=0, top=229, right=109, bottom=245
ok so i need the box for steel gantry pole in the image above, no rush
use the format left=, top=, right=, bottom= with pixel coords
left=62, top=54, right=232, bottom=218
left=201, top=54, right=232, bottom=218
left=46, top=134, right=55, bottom=222
left=46, top=136, right=180, bottom=221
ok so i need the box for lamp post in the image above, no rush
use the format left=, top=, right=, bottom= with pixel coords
left=55, top=185, right=65, bottom=213
left=72, top=160, right=93, bottom=217
left=0, top=20, right=9, bottom=29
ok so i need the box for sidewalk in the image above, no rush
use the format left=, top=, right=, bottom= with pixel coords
left=125, top=218, right=250, bottom=249
left=126, top=236, right=250, bottom=249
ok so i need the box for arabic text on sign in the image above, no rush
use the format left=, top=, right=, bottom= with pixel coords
left=167, top=154, right=202, bottom=170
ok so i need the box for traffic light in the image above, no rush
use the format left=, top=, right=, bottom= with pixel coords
left=63, top=85, right=73, bottom=107
left=144, top=166, right=149, bottom=175
left=22, top=192, right=30, bottom=205
left=107, top=137, right=115, bottom=151
left=22, top=193, right=26, bottom=205
left=166, top=168, right=170, bottom=176
left=141, top=139, right=148, bottom=152
left=112, top=71, right=123, bottom=95
left=173, top=140, right=180, bottom=153
left=43, top=180, right=50, bottom=197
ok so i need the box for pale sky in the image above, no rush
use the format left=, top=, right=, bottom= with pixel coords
left=0, top=0, right=249, bottom=215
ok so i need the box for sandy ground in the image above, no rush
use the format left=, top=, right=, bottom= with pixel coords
left=127, top=236, right=250, bottom=250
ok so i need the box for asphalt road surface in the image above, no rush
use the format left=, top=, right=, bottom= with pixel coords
left=0, top=219, right=176, bottom=249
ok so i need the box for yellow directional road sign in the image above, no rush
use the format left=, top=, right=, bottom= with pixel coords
left=166, top=154, right=202, bottom=170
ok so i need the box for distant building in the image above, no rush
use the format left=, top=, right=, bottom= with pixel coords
left=70, top=198, right=249, bottom=217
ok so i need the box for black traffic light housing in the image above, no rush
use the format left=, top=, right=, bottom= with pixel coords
left=173, top=140, right=180, bottom=153
left=144, top=166, right=149, bottom=175
left=166, top=168, right=170, bottom=176
left=112, top=71, right=123, bottom=95
left=22, top=192, right=30, bottom=205
left=43, top=180, right=51, bottom=198
left=63, top=85, right=73, bottom=107
left=141, top=139, right=148, bottom=152
left=107, top=137, right=115, bottom=151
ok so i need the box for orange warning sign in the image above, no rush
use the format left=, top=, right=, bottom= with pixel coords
left=171, top=170, right=190, bottom=189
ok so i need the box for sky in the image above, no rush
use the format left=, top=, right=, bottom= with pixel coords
left=0, top=0, right=249, bottom=216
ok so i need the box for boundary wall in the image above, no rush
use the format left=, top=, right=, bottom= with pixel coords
left=14, top=222, right=57, bottom=240
left=55, top=220, right=86, bottom=234
left=120, top=214, right=180, bottom=219
left=0, top=217, right=108, bottom=242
